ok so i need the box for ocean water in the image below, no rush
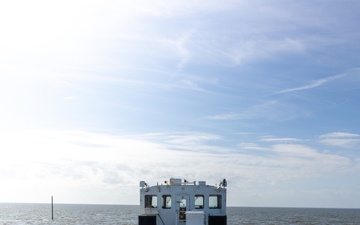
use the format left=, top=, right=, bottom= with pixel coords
left=0, top=203, right=359, bottom=225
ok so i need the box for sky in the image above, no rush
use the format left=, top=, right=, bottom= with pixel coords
left=0, top=0, right=360, bottom=208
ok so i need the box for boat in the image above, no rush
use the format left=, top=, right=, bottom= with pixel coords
left=138, top=178, right=227, bottom=225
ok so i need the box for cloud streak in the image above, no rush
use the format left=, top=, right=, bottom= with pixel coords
left=320, top=132, right=360, bottom=148
left=204, top=100, right=310, bottom=121
left=261, top=137, right=300, bottom=143
left=228, top=38, right=305, bottom=65
left=276, top=73, right=347, bottom=94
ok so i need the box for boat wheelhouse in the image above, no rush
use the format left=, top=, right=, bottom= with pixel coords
left=138, top=178, right=227, bottom=225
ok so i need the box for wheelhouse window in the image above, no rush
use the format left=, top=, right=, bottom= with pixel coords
left=145, top=195, right=157, bottom=208
left=162, top=195, right=171, bottom=209
left=194, top=195, right=204, bottom=209
left=209, top=195, right=222, bottom=209
left=179, top=198, right=186, bottom=208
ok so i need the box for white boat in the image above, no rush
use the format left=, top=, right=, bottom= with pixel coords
left=138, top=178, right=227, bottom=225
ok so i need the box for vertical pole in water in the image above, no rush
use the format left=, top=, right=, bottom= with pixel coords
left=51, top=195, right=54, bottom=221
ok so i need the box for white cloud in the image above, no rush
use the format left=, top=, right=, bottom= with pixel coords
left=320, top=132, right=360, bottom=148
left=320, top=132, right=360, bottom=139
left=272, top=144, right=319, bottom=158
left=263, top=144, right=351, bottom=177
left=0, top=130, right=231, bottom=203
left=0, top=129, right=355, bottom=205
left=238, top=143, right=268, bottom=151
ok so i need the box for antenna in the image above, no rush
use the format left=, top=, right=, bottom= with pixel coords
left=220, top=179, right=227, bottom=188
left=222, top=179, right=227, bottom=187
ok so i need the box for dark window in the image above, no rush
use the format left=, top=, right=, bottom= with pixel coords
left=145, top=195, right=157, bottom=208
left=162, top=195, right=171, bottom=208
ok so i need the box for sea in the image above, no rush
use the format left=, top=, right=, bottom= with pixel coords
left=0, top=203, right=359, bottom=225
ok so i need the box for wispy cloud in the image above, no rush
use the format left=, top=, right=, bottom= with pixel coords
left=204, top=113, right=240, bottom=120
left=204, top=100, right=310, bottom=121
left=227, top=38, right=305, bottom=65
left=321, top=132, right=360, bottom=139
left=238, top=143, right=268, bottom=151
left=272, top=144, right=319, bottom=158
left=261, top=137, right=301, bottom=143
left=320, top=132, right=360, bottom=148
left=169, top=30, right=193, bottom=72
left=137, top=132, right=227, bottom=153
left=181, top=79, right=206, bottom=92
left=276, top=73, right=347, bottom=94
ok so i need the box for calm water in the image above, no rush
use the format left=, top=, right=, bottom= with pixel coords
left=0, top=203, right=359, bottom=225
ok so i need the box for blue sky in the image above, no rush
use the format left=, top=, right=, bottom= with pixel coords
left=1, top=0, right=360, bottom=208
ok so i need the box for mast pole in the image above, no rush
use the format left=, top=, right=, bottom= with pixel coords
left=51, top=195, right=54, bottom=221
